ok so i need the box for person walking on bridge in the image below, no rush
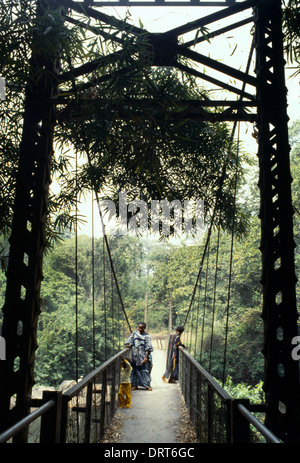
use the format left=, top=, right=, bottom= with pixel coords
left=125, top=322, right=153, bottom=391
left=162, top=326, right=186, bottom=384
left=118, top=357, right=132, bottom=408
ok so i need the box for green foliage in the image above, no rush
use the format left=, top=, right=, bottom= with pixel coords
left=29, top=215, right=266, bottom=388
left=20, top=121, right=298, bottom=390
left=289, top=120, right=300, bottom=309
left=224, top=376, right=264, bottom=404
left=0, top=0, right=250, bottom=260
left=1, top=118, right=299, bottom=387
left=33, top=233, right=145, bottom=387
left=283, top=0, right=300, bottom=76
left=56, top=65, right=250, bottom=236
left=224, top=376, right=266, bottom=442
left=0, top=0, right=299, bottom=397
left=145, top=221, right=264, bottom=385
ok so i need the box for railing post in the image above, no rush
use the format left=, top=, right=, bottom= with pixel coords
left=196, top=370, right=202, bottom=441
left=179, top=349, right=186, bottom=401
left=183, top=352, right=188, bottom=401
left=111, top=361, right=116, bottom=418
left=84, top=382, right=93, bottom=443
left=230, top=399, right=250, bottom=443
left=99, top=370, right=107, bottom=441
left=114, top=359, right=120, bottom=414
left=59, top=394, right=70, bottom=443
left=225, top=399, right=231, bottom=444
left=40, top=391, right=62, bottom=443
left=189, top=361, right=193, bottom=420
left=190, top=364, right=195, bottom=427
left=207, top=386, right=213, bottom=443
left=185, top=357, right=191, bottom=410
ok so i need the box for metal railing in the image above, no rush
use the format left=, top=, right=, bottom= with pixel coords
left=0, top=347, right=281, bottom=444
left=179, top=347, right=281, bottom=443
left=0, top=349, right=129, bottom=443
left=0, top=399, right=56, bottom=443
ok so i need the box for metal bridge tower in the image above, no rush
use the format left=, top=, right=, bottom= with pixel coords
left=255, top=0, right=300, bottom=442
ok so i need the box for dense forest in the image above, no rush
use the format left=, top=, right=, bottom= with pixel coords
left=0, top=119, right=298, bottom=396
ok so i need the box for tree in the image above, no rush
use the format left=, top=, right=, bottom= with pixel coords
left=289, top=120, right=300, bottom=308
left=33, top=232, right=145, bottom=386
left=56, top=65, right=250, bottom=237
left=0, top=0, right=251, bottom=263
left=283, top=0, right=300, bottom=76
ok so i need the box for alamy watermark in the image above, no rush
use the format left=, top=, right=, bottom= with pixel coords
left=0, top=76, right=6, bottom=101
left=0, top=336, right=6, bottom=360
left=291, top=336, right=300, bottom=361
left=100, top=191, right=205, bottom=244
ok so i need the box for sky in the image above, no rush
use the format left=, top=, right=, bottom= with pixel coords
left=108, top=5, right=299, bottom=120
left=68, top=4, right=299, bottom=238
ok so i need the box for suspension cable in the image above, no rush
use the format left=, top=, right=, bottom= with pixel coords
left=200, top=242, right=210, bottom=364
left=193, top=269, right=202, bottom=355
left=208, top=223, right=221, bottom=374
left=111, top=268, right=115, bottom=353
left=85, top=151, right=132, bottom=333
left=103, top=235, right=107, bottom=360
left=97, top=193, right=132, bottom=333
left=75, top=150, right=80, bottom=442
left=182, top=155, right=230, bottom=328
left=92, top=191, right=96, bottom=369
left=222, top=121, right=240, bottom=387
left=183, top=36, right=254, bottom=333
left=75, top=150, right=79, bottom=383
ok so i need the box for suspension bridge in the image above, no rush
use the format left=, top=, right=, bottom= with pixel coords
left=0, top=0, right=299, bottom=446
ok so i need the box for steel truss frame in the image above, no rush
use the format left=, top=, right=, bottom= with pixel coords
left=0, top=0, right=299, bottom=442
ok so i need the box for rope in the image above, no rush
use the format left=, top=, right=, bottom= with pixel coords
left=103, top=235, right=107, bottom=360
left=184, top=37, right=255, bottom=362
left=85, top=150, right=132, bottom=334
left=208, top=224, right=221, bottom=374
left=182, top=109, right=242, bottom=327
left=190, top=302, right=196, bottom=355
left=75, top=150, right=79, bottom=383
left=182, top=154, right=231, bottom=328
left=199, top=243, right=210, bottom=364
left=75, top=150, right=79, bottom=442
left=96, top=194, right=132, bottom=333
left=193, top=272, right=202, bottom=355
left=91, top=191, right=96, bottom=369
left=219, top=38, right=254, bottom=381
left=111, top=268, right=115, bottom=353
left=222, top=122, right=240, bottom=387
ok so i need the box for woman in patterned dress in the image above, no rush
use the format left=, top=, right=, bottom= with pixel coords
left=125, top=322, right=153, bottom=391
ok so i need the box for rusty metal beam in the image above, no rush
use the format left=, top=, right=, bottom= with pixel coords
left=254, top=0, right=300, bottom=443
left=55, top=98, right=257, bottom=122
left=0, top=0, right=65, bottom=441
left=80, top=1, right=249, bottom=5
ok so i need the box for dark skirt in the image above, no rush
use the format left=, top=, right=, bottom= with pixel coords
left=163, top=334, right=181, bottom=381
left=131, top=361, right=152, bottom=388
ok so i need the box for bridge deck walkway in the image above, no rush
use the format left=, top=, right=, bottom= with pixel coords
left=105, top=345, right=190, bottom=444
